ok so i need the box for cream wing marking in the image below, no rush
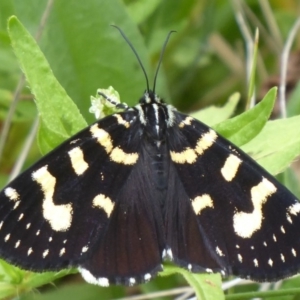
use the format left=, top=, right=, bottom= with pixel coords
left=170, top=129, right=217, bottom=164
left=221, top=154, right=242, bottom=181
left=32, top=166, right=73, bottom=232
left=233, top=178, right=277, bottom=238
left=114, top=114, right=130, bottom=128
left=90, top=124, right=138, bottom=165
left=92, top=194, right=115, bottom=217
left=191, top=194, right=214, bottom=215
left=4, top=187, right=20, bottom=201
left=68, top=147, right=89, bottom=175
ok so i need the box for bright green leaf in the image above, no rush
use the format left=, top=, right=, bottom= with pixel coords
left=242, top=115, right=300, bottom=175
left=192, top=92, right=240, bottom=126
left=162, top=265, right=224, bottom=300
left=37, top=120, right=67, bottom=155
left=7, top=16, right=87, bottom=151
left=215, top=87, right=277, bottom=147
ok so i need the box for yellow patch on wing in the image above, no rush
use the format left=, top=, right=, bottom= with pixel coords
left=93, top=194, right=115, bottom=217
left=68, top=147, right=89, bottom=175
left=32, top=166, right=73, bottom=231
left=90, top=124, right=138, bottom=165
left=191, top=194, right=214, bottom=215
left=170, top=129, right=217, bottom=164
left=233, top=178, right=277, bottom=238
left=221, top=154, right=242, bottom=181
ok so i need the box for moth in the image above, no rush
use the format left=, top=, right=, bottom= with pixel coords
left=1, top=28, right=300, bottom=287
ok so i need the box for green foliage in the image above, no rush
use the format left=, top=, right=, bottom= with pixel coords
left=1, top=1, right=300, bottom=299
left=215, top=87, right=277, bottom=147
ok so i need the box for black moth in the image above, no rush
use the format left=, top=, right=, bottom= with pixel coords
left=1, top=29, right=300, bottom=287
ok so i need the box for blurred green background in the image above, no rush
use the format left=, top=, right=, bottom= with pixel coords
left=1, top=0, right=300, bottom=299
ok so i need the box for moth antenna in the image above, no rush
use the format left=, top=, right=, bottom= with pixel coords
left=153, top=31, right=176, bottom=93
left=112, top=25, right=150, bottom=93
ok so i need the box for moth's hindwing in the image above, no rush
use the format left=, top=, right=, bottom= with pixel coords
left=167, top=112, right=300, bottom=281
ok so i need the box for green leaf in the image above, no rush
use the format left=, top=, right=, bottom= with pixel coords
left=162, top=266, right=224, bottom=300
left=126, top=0, right=161, bottom=24
left=7, top=16, right=87, bottom=152
left=0, top=89, right=36, bottom=122
left=215, top=87, right=277, bottom=147
left=0, top=259, right=76, bottom=299
left=37, top=120, right=67, bottom=155
left=242, top=115, right=300, bottom=175
left=287, top=80, right=300, bottom=117
left=192, top=92, right=240, bottom=126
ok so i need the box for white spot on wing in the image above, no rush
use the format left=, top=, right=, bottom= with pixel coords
left=129, top=277, right=136, bottom=286
left=144, top=273, right=151, bottom=281
left=287, top=202, right=300, bottom=215
left=188, top=264, right=192, bottom=271
left=273, top=234, right=277, bottom=242
left=28, top=247, right=33, bottom=256
left=32, top=166, right=73, bottom=232
left=286, top=214, right=293, bottom=224
left=238, top=254, right=243, bottom=262
left=206, top=268, right=213, bottom=273
left=79, top=267, right=110, bottom=286
left=98, top=278, right=109, bottom=286
left=253, top=259, right=258, bottom=267
left=221, top=154, right=242, bottom=181
left=166, top=248, right=173, bottom=260
left=18, top=213, right=24, bottom=221
left=68, top=147, right=89, bottom=175
left=281, top=253, right=285, bottom=262
left=0, top=221, right=3, bottom=229
left=281, top=226, right=285, bottom=234
left=13, top=201, right=20, bottom=210
left=82, top=246, right=89, bottom=253
left=216, top=246, right=225, bottom=257
left=4, top=234, right=10, bottom=242
left=268, top=258, right=273, bottom=266
left=26, top=223, right=31, bottom=229
left=233, top=178, right=277, bottom=238
left=292, top=248, right=297, bottom=257
left=43, top=249, right=49, bottom=258
left=15, top=240, right=20, bottom=248
left=60, top=248, right=66, bottom=256
left=4, top=187, right=20, bottom=201
left=191, top=194, right=214, bottom=215
left=92, top=194, right=115, bottom=217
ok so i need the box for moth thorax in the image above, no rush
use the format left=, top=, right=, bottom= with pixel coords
left=142, top=103, right=168, bottom=142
